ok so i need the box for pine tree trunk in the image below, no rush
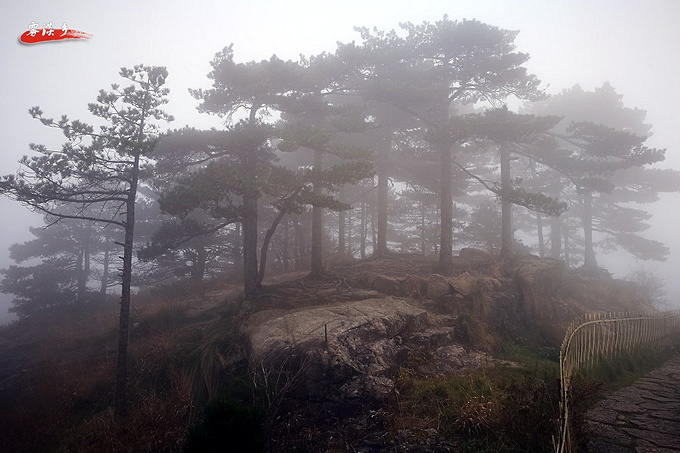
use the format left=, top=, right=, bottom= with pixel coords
left=371, top=188, right=377, bottom=254
left=338, top=209, right=346, bottom=254
left=347, top=209, right=352, bottom=255
left=582, top=190, right=597, bottom=270
left=100, top=248, right=109, bottom=297
left=550, top=216, right=561, bottom=259
left=563, top=223, right=570, bottom=268
left=420, top=203, right=427, bottom=255
left=242, top=195, right=260, bottom=296
left=499, top=145, right=513, bottom=259
left=293, top=217, right=302, bottom=270
left=360, top=201, right=366, bottom=259
left=241, top=108, right=261, bottom=295
left=114, top=152, right=140, bottom=421
left=537, top=212, right=545, bottom=258
left=294, top=216, right=309, bottom=270
left=282, top=219, right=290, bottom=272
left=191, top=238, right=207, bottom=283
left=310, top=204, right=324, bottom=276
left=258, top=210, right=286, bottom=286
left=310, top=150, right=325, bottom=277
left=438, top=143, right=453, bottom=270
left=375, top=137, right=390, bottom=256
left=84, top=241, right=90, bottom=288
left=77, top=241, right=90, bottom=311
left=76, top=249, right=86, bottom=305
left=434, top=203, right=440, bottom=256
left=231, top=223, right=241, bottom=278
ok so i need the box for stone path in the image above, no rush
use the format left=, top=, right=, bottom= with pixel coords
left=585, top=355, right=680, bottom=452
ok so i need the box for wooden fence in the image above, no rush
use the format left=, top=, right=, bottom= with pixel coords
left=555, top=311, right=680, bottom=453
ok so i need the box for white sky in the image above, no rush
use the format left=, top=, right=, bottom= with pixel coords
left=2, top=0, right=680, bottom=320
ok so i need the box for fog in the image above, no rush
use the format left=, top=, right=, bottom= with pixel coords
left=2, top=0, right=680, bottom=322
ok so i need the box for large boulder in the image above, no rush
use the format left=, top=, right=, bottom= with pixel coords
left=369, top=274, right=401, bottom=295
left=416, top=344, right=492, bottom=377
left=447, top=273, right=479, bottom=297
left=508, top=255, right=565, bottom=318
left=426, top=274, right=450, bottom=299
left=455, top=248, right=495, bottom=268
left=459, top=248, right=493, bottom=262
left=248, top=298, right=429, bottom=404
left=401, top=274, right=428, bottom=298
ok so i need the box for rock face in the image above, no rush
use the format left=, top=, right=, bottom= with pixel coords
left=239, top=254, right=658, bottom=451
left=249, top=298, right=427, bottom=404
left=459, top=247, right=494, bottom=262
left=245, top=256, right=570, bottom=412
left=508, top=255, right=565, bottom=318
left=425, top=274, right=450, bottom=299
left=247, top=297, right=488, bottom=408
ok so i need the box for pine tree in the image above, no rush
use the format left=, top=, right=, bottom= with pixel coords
left=337, top=17, right=544, bottom=269
left=0, top=65, right=173, bottom=419
left=528, top=83, right=679, bottom=268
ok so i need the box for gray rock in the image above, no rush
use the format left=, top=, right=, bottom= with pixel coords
left=426, top=274, right=450, bottom=299
left=459, top=248, right=494, bottom=263
left=248, top=298, right=428, bottom=402
left=370, top=274, right=401, bottom=295
left=247, top=296, right=495, bottom=407
left=401, top=274, right=427, bottom=298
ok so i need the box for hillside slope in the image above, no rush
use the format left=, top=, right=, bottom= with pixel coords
left=0, top=251, right=655, bottom=452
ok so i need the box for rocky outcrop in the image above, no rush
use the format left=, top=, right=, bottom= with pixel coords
left=508, top=254, right=565, bottom=319
left=416, top=344, right=492, bottom=377
left=243, top=252, right=584, bottom=450
left=458, top=247, right=494, bottom=263
left=426, top=274, right=450, bottom=299
left=247, top=297, right=491, bottom=406
left=363, top=271, right=504, bottom=304
left=248, top=298, right=427, bottom=402
left=368, top=274, right=402, bottom=295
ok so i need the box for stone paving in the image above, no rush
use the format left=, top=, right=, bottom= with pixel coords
left=585, top=355, right=680, bottom=452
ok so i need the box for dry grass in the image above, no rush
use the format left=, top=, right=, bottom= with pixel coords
left=455, top=396, right=498, bottom=434
left=389, top=365, right=565, bottom=453
left=0, top=354, right=116, bottom=452
left=0, top=331, right=197, bottom=452
left=0, top=287, right=215, bottom=453
left=1, top=253, right=665, bottom=452
left=456, top=312, right=495, bottom=350
left=57, top=381, right=192, bottom=453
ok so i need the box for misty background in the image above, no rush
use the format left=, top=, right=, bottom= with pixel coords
left=2, top=0, right=680, bottom=323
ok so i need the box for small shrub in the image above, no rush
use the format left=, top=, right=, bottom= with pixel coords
left=455, top=396, right=497, bottom=435
left=456, top=313, right=494, bottom=350
left=495, top=369, right=560, bottom=452
left=392, top=372, right=495, bottom=434
left=460, top=437, right=501, bottom=453
left=567, top=375, right=604, bottom=449
left=469, top=279, right=490, bottom=316
left=132, top=300, right=192, bottom=338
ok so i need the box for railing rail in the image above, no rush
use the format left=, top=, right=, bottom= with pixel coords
left=555, top=310, right=680, bottom=453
